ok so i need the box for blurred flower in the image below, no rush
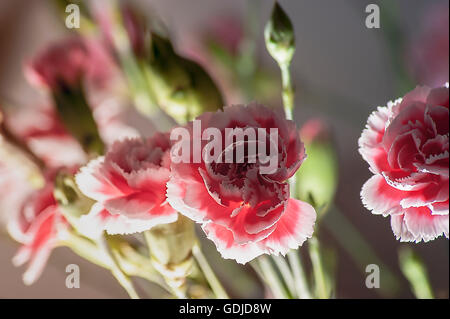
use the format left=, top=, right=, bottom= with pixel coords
left=75, top=133, right=178, bottom=238
left=120, top=4, right=148, bottom=58
left=5, top=104, right=86, bottom=167
left=296, top=119, right=338, bottom=216
left=408, top=4, right=449, bottom=87
left=167, top=103, right=316, bottom=264
left=7, top=171, right=69, bottom=285
left=0, top=162, right=34, bottom=227
left=25, top=37, right=113, bottom=91
left=207, top=15, right=244, bottom=56
left=24, top=37, right=114, bottom=155
left=359, top=85, right=449, bottom=242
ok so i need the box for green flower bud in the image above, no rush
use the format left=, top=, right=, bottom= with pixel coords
left=144, top=214, right=197, bottom=296
left=53, top=88, right=104, bottom=156
left=145, top=214, right=196, bottom=266
left=143, top=33, right=223, bottom=123
left=53, top=171, right=95, bottom=227
left=264, top=2, right=295, bottom=66
left=296, top=119, right=338, bottom=218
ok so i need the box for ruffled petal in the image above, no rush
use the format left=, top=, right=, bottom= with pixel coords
left=403, top=207, right=449, bottom=242
left=75, top=157, right=131, bottom=202
left=202, top=198, right=316, bottom=264
left=78, top=202, right=178, bottom=236
left=358, top=106, right=391, bottom=173
left=360, top=175, right=404, bottom=216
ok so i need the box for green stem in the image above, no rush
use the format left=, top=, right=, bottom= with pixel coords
left=308, top=236, right=328, bottom=298
left=143, top=231, right=188, bottom=299
left=280, top=62, right=294, bottom=120
left=97, top=236, right=140, bottom=299
left=278, top=54, right=313, bottom=300
left=255, top=256, right=289, bottom=299
left=192, top=244, right=229, bottom=299
left=272, top=255, right=296, bottom=297
left=60, top=232, right=111, bottom=269
left=287, top=250, right=311, bottom=299
left=399, top=247, right=434, bottom=299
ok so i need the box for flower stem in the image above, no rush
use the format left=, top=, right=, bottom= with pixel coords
left=143, top=230, right=189, bottom=299
left=399, top=247, right=434, bottom=299
left=272, top=255, right=297, bottom=297
left=255, top=256, right=289, bottom=299
left=97, top=236, right=140, bottom=299
left=308, top=236, right=328, bottom=298
left=276, top=48, right=312, bottom=300
left=280, top=62, right=295, bottom=121
left=287, top=250, right=311, bottom=299
left=192, top=244, right=229, bottom=299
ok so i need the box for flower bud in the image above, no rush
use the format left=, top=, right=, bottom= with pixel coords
left=145, top=214, right=196, bottom=266
left=295, top=119, right=338, bottom=217
left=264, top=2, right=295, bottom=66
left=144, top=33, right=224, bottom=123
left=144, top=214, right=197, bottom=296
left=53, top=88, right=105, bottom=156
left=53, top=171, right=95, bottom=228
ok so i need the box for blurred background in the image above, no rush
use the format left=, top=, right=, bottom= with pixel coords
left=0, top=0, right=448, bottom=298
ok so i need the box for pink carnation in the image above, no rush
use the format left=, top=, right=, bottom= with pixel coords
left=75, top=133, right=178, bottom=237
left=359, top=85, right=449, bottom=242
left=7, top=173, right=68, bottom=285
left=167, top=103, right=316, bottom=264
left=5, top=104, right=86, bottom=167
left=25, top=37, right=113, bottom=91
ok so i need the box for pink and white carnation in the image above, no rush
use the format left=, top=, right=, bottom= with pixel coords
left=5, top=104, right=86, bottom=167
left=75, top=133, right=178, bottom=238
left=359, top=84, right=449, bottom=242
left=25, top=36, right=113, bottom=91
left=7, top=172, right=69, bottom=285
left=167, top=103, right=316, bottom=264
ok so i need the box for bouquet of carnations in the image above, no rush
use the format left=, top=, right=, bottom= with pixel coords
left=0, top=0, right=447, bottom=299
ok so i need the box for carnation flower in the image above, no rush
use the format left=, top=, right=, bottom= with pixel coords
left=25, top=37, right=113, bottom=91
left=167, top=103, right=316, bottom=264
left=7, top=172, right=68, bottom=285
left=75, top=133, right=178, bottom=237
left=359, top=85, right=449, bottom=242
left=408, top=5, right=449, bottom=87
left=5, top=104, right=86, bottom=167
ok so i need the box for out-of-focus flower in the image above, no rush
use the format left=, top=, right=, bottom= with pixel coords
left=75, top=133, right=178, bottom=238
left=120, top=4, right=148, bottom=58
left=5, top=104, right=86, bottom=167
left=91, top=1, right=223, bottom=124
left=25, top=37, right=113, bottom=91
left=359, top=85, right=449, bottom=242
left=25, top=37, right=111, bottom=155
left=7, top=171, right=69, bottom=285
left=408, top=5, right=449, bottom=88
left=0, top=162, right=34, bottom=227
left=296, top=119, right=338, bottom=216
left=167, top=103, right=316, bottom=264
left=207, top=15, right=244, bottom=56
